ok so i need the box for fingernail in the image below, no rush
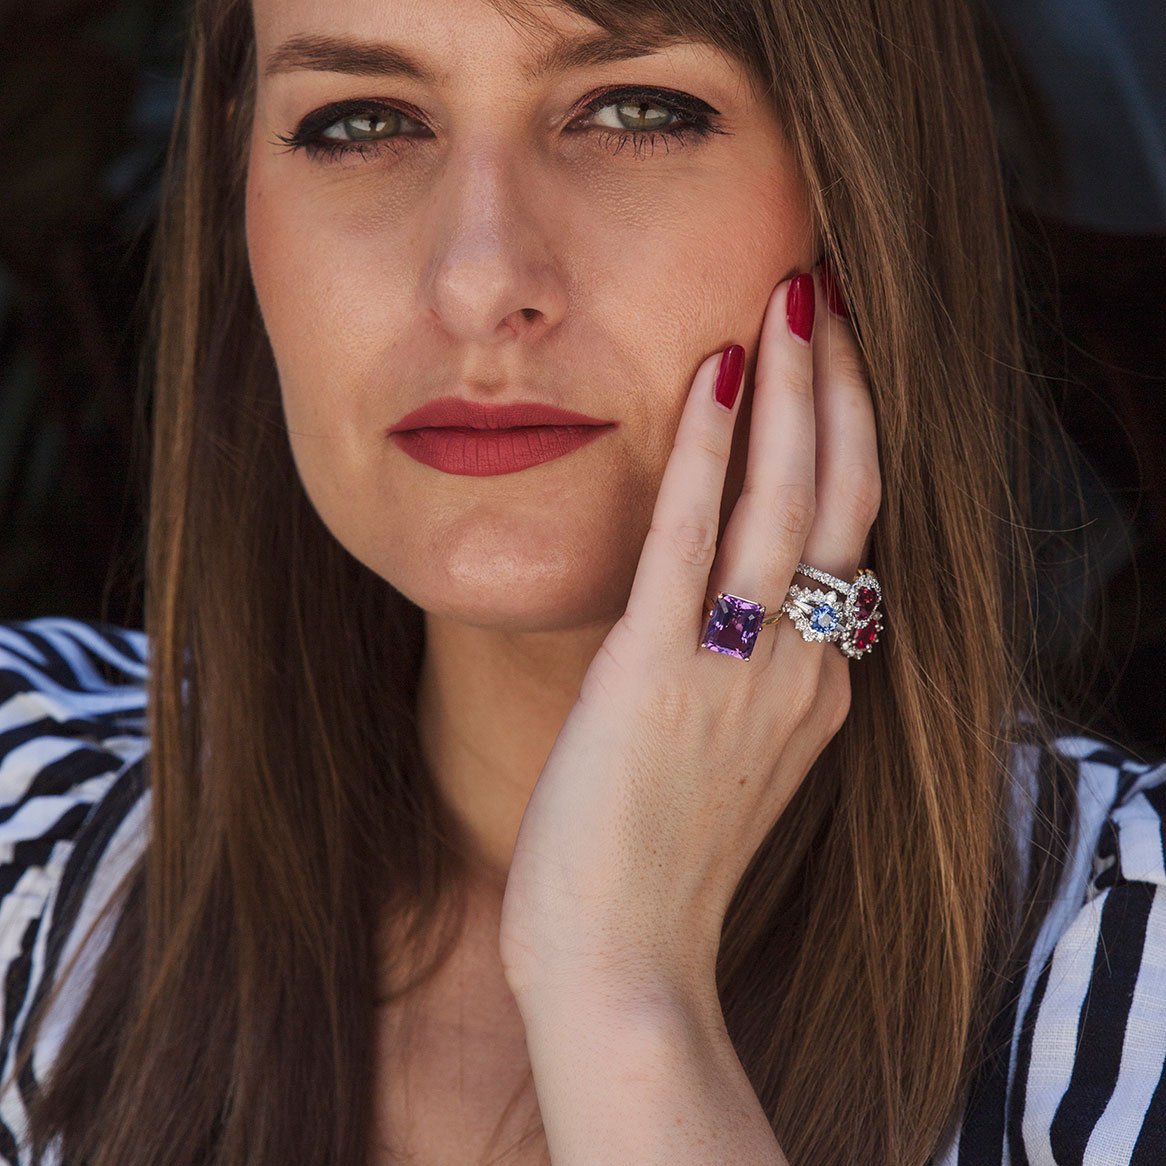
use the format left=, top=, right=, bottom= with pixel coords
left=786, top=273, right=815, bottom=343
left=713, top=344, right=745, bottom=411
left=820, top=257, right=849, bottom=319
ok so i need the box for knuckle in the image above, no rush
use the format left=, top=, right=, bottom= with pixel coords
left=847, top=466, right=882, bottom=528
left=688, top=430, right=728, bottom=465
left=658, top=517, right=719, bottom=567
left=773, top=483, right=817, bottom=541
left=830, top=345, right=867, bottom=386
left=784, top=676, right=819, bottom=723
left=783, top=366, right=814, bottom=402
left=819, top=666, right=853, bottom=734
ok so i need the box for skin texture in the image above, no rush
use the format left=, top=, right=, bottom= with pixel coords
left=245, top=0, right=815, bottom=893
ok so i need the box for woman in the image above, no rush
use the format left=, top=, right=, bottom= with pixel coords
left=0, top=0, right=1162, bottom=1163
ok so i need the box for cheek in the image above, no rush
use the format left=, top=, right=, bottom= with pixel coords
left=245, top=155, right=410, bottom=448
left=590, top=157, right=811, bottom=377
left=246, top=163, right=329, bottom=430
left=670, top=163, right=810, bottom=323
left=244, top=154, right=404, bottom=579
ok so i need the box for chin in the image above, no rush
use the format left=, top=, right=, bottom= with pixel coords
left=402, top=566, right=628, bottom=635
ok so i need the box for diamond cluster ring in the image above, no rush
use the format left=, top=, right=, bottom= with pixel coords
left=781, top=564, right=883, bottom=659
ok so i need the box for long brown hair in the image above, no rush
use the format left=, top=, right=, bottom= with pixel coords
left=7, top=0, right=1101, bottom=1162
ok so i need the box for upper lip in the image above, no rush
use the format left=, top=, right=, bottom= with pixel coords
left=388, top=396, right=616, bottom=432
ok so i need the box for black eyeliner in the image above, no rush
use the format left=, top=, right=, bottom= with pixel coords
left=273, top=84, right=728, bottom=162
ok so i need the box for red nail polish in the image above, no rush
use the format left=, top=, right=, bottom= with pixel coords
left=820, top=258, right=849, bottom=319
left=713, top=344, right=745, bottom=410
left=786, top=273, right=815, bottom=342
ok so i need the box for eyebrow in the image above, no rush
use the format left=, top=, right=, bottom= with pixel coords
left=262, top=30, right=689, bottom=84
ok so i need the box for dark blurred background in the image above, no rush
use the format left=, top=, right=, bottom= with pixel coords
left=1, top=0, right=1164, bottom=755
left=0, top=0, right=183, bottom=630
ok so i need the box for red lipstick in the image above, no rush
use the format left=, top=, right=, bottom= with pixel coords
left=387, top=397, right=617, bottom=476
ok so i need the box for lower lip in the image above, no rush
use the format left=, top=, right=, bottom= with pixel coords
left=390, top=425, right=613, bottom=476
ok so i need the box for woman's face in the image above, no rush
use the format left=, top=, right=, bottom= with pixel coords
left=246, top=0, right=814, bottom=632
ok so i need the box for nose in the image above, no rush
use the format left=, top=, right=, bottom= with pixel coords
left=419, top=141, right=569, bottom=346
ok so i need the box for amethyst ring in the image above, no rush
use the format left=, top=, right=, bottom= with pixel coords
left=700, top=591, right=783, bottom=661
left=701, top=562, right=884, bottom=662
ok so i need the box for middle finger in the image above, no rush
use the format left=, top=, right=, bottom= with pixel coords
left=706, top=272, right=818, bottom=653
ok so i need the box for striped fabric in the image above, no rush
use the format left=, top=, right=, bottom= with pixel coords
left=933, top=736, right=1166, bottom=1165
left=0, top=619, right=151, bottom=1166
left=0, top=618, right=1163, bottom=1164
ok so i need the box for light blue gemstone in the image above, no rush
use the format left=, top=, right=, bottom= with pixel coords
left=810, top=604, right=839, bottom=633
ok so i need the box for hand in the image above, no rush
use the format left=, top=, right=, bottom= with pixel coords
left=498, top=268, right=880, bottom=1011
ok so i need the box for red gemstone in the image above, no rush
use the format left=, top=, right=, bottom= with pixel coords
left=855, top=587, right=879, bottom=622
left=854, top=622, right=879, bottom=651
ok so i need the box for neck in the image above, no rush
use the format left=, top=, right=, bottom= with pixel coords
left=416, top=608, right=615, bottom=893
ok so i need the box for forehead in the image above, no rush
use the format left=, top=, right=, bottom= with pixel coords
left=252, top=0, right=708, bottom=87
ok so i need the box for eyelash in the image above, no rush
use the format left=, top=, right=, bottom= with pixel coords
left=272, top=86, right=726, bottom=165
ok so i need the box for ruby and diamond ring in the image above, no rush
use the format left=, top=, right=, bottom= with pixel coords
left=782, top=567, right=883, bottom=659
left=701, top=562, right=883, bottom=662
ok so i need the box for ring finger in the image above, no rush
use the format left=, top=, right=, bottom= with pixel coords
left=706, top=272, right=819, bottom=663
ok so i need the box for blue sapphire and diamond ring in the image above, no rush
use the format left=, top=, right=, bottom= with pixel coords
left=782, top=586, right=846, bottom=644
left=701, top=562, right=883, bottom=662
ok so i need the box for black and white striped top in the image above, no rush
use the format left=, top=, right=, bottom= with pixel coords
left=0, top=617, right=1163, bottom=1164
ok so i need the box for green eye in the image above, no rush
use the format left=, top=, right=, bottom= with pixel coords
left=323, top=111, right=401, bottom=141
left=276, top=86, right=724, bottom=165
left=610, top=100, right=674, bottom=132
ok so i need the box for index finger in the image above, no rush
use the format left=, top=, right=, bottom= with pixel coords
left=619, top=344, right=746, bottom=657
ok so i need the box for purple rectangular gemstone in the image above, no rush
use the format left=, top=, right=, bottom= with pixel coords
left=701, top=593, right=765, bottom=660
